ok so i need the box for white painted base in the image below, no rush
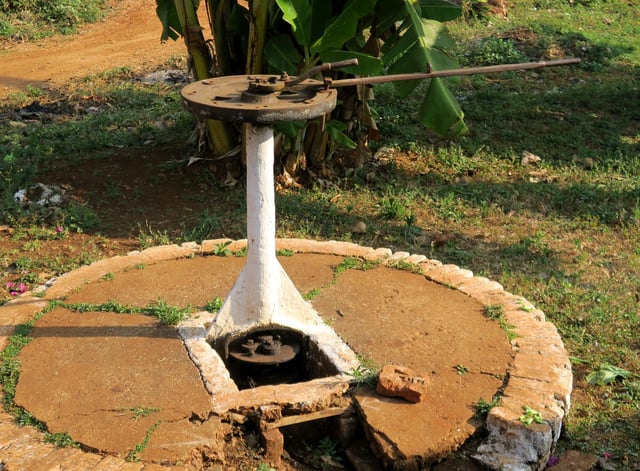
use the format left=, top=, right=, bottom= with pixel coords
left=203, top=123, right=359, bottom=374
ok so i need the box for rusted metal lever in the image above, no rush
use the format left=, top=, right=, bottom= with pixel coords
left=322, top=58, right=581, bottom=88
left=284, top=59, right=359, bottom=87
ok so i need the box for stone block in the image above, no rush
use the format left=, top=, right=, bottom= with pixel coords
left=458, top=286, right=507, bottom=306
left=0, top=437, right=55, bottom=469
left=424, top=264, right=469, bottom=284
left=386, top=251, right=410, bottom=263
left=474, top=404, right=555, bottom=471
left=261, top=428, right=284, bottom=465
left=376, top=365, right=429, bottom=403
left=24, top=447, right=102, bottom=469
left=417, top=259, right=443, bottom=272
left=404, top=254, right=427, bottom=264
left=212, top=377, right=350, bottom=414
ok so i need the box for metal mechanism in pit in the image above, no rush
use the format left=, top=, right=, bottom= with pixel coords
left=230, top=333, right=299, bottom=364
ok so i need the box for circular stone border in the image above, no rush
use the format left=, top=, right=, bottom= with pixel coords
left=0, top=239, right=572, bottom=471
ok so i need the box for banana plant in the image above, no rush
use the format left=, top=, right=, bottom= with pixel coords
left=155, top=0, right=465, bottom=178
left=156, top=0, right=235, bottom=155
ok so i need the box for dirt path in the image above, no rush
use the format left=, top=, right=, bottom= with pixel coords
left=0, top=0, right=188, bottom=98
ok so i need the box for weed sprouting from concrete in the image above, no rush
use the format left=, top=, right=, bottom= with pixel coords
left=125, top=420, right=161, bottom=462
left=57, top=299, right=192, bottom=325
left=475, top=395, right=502, bottom=417
left=483, top=305, right=518, bottom=341
left=204, top=296, right=224, bottom=313
left=348, top=355, right=380, bottom=388
left=118, top=405, right=161, bottom=421
left=519, top=406, right=544, bottom=425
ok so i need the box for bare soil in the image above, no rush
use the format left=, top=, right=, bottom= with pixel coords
left=0, top=0, right=186, bottom=98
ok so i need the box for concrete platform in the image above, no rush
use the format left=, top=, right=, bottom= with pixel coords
left=0, top=239, right=572, bottom=470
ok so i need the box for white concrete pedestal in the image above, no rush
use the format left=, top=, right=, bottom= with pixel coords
left=204, top=125, right=357, bottom=373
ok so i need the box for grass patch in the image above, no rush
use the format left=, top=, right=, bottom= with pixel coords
left=119, top=405, right=161, bottom=421
left=204, top=296, right=223, bottom=313
left=0, top=0, right=108, bottom=40
left=475, top=395, right=502, bottom=417
left=0, top=70, right=193, bottom=226
left=348, top=354, right=380, bottom=389
left=57, top=299, right=192, bottom=325
left=483, top=305, right=518, bottom=342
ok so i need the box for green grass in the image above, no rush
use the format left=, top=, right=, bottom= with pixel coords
left=475, top=395, right=502, bottom=418
left=0, top=71, right=194, bottom=225
left=0, top=0, right=108, bottom=40
left=120, top=405, right=161, bottom=421
left=57, top=299, right=193, bottom=325
left=0, top=0, right=638, bottom=464
left=125, top=420, right=161, bottom=462
left=483, top=305, right=519, bottom=342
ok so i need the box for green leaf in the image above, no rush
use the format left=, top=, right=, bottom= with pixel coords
left=374, top=0, right=406, bottom=32
left=275, top=0, right=313, bottom=47
left=586, top=363, right=632, bottom=386
left=319, top=50, right=383, bottom=76
left=326, top=120, right=357, bottom=149
left=310, top=0, right=377, bottom=55
left=265, top=34, right=302, bottom=74
left=275, top=121, right=306, bottom=140
left=420, top=0, right=462, bottom=22
left=381, top=2, right=459, bottom=97
left=155, top=0, right=182, bottom=41
left=419, top=78, right=467, bottom=136
left=372, top=0, right=465, bottom=136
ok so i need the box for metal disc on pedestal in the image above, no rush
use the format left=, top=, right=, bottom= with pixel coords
left=181, top=75, right=337, bottom=124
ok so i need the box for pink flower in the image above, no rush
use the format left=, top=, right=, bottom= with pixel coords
left=55, top=226, right=64, bottom=233
left=603, top=452, right=615, bottom=459
left=6, top=281, right=27, bottom=296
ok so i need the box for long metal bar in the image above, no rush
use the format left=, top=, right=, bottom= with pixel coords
left=319, top=58, right=581, bottom=88
left=285, top=59, right=360, bottom=87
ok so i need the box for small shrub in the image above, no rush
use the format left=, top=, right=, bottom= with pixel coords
left=463, top=37, right=526, bottom=66
left=63, top=204, right=101, bottom=232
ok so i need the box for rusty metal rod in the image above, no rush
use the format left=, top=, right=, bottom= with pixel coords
left=323, top=58, right=581, bottom=88
left=285, top=58, right=360, bottom=87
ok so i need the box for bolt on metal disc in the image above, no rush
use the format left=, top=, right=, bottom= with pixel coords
left=181, top=75, right=337, bottom=124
